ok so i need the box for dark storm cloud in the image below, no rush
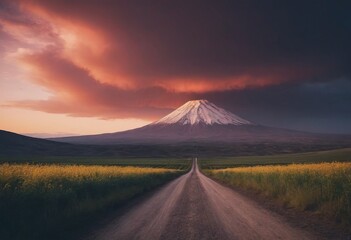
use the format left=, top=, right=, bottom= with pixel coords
left=199, top=80, right=351, bottom=133
left=15, top=0, right=351, bottom=85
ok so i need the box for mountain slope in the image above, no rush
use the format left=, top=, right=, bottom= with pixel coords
left=2, top=129, right=351, bottom=158
left=152, top=100, right=252, bottom=125
left=52, top=100, right=351, bottom=145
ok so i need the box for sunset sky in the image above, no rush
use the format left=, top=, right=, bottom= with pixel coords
left=0, top=0, right=350, bottom=137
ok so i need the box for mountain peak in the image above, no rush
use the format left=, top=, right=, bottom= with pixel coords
left=152, top=99, right=252, bottom=126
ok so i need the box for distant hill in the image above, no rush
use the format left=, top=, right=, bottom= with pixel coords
left=1, top=129, right=350, bottom=159
left=0, top=130, right=82, bottom=156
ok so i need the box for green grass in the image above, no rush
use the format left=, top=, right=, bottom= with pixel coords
left=0, top=164, right=186, bottom=240
left=205, top=162, right=351, bottom=227
left=200, top=148, right=351, bottom=169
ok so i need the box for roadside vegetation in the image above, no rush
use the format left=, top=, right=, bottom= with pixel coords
left=205, top=162, right=351, bottom=227
left=0, top=163, right=185, bottom=240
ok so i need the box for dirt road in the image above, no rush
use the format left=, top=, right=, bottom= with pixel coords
left=89, top=159, right=315, bottom=240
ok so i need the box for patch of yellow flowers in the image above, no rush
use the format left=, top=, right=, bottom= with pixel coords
left=0, top=163, right=177, bottom=188
left=213, top=162, right=351, bottom=175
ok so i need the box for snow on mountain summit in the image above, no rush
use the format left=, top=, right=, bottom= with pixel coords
left=152, top=100, right=252, bottom=125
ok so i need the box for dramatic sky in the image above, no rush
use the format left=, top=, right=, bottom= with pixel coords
left=1, top=0, right=350, bottom=136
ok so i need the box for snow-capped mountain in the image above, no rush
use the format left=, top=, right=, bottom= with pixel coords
left=152, top=100, right=252, bottom=125
left=52, top=100, right=339, bottom=145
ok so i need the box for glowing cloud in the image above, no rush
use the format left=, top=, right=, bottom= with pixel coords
left=0, top=0, right=350, bottom=133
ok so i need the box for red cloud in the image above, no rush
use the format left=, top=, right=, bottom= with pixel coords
left=8, top=50, right=189, bottom=119
left=1, top=0, right=348, bottom=120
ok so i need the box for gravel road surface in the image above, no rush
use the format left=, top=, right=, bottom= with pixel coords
left=90, top=159, right=315, bottom=240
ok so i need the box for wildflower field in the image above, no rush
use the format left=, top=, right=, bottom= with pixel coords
left=205, top=162, right=351, bottom=226
left=0, top=156, right=191, bottom=169
left=0, top=164, right=184, bottom=240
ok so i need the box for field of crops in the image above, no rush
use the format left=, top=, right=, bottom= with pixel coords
left=205, top=162, right=351, bottom=226
left=0, top=164, right=184, bottom=240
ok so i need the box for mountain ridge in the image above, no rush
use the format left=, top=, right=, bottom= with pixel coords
left=50, top=100, right=351, bottom=145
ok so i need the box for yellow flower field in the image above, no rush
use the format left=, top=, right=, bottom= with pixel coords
left=0, top=163, right=182, bottom=240
left=213, top=162, right=351, bottom=175
left=206, top=162, right=351, bottom=226
left=0, top=164, right=176, bottom=183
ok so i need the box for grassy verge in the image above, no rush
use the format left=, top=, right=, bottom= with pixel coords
left=0, top=164, right=184, bottom=240
left=205, top=162, right=351, bottom=227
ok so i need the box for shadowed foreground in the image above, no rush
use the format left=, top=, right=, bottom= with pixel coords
left=89, top=159, right=315, bottom=240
